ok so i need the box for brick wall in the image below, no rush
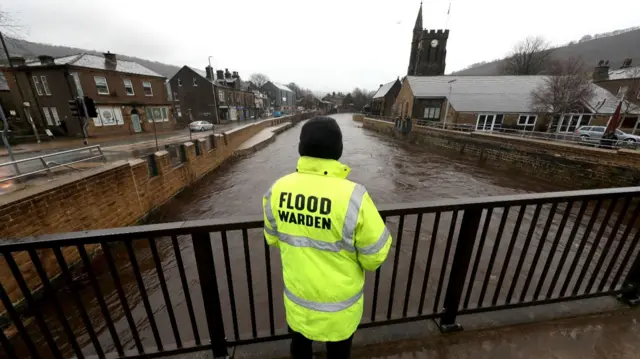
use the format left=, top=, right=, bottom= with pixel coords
left=0, top=112, right=315, bottom=312
left=362, top=117, right=640, bottom=189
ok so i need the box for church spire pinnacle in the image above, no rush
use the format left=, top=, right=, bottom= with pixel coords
left=414, top=2, right=423, bottom=31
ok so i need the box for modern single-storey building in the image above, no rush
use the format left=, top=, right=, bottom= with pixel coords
left=393, top=75, right=640, bottom=134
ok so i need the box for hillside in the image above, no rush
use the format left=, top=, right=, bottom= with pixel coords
left=452, top=29, right=640, bottom=75
left=0, top=36, right=181, bottom=79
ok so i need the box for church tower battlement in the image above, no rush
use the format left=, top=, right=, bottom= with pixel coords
left=407, top=3, right=449, bottom=76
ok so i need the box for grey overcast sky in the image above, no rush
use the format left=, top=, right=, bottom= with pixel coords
left=3, top=0, right=640, bottom=93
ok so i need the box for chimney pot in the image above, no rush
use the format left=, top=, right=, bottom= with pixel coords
left=205, top=65, right=214, bottom=80
left=103, top=51, right=117, bottom=65
left=9, top=56, right=26, bottom=66
left=216, top=70, right=224, bottom=80
left=593, top=60, right=610, bottom=82
left=37, top=55, right=55, bottom=65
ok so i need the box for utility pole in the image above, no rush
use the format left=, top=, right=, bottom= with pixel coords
left=208, top=56, right=220, bottom=124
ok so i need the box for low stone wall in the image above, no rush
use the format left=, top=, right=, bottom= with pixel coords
left=353, top=114, right=364, bottom=122
left=0, top=112, right=315, bottom=313
left=362, top=117, right=640, bottom=189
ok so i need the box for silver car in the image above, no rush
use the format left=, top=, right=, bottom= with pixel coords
left=189, top=121, right=215, bottom=132
left=575, top=126, right=640, bottom=144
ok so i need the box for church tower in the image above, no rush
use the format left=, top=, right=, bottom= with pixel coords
left=407, top=3, right=449, bottom=76
left=406, top=2, right=423, bottom=76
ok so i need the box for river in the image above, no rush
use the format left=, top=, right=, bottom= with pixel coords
left=9, top=114, right=633, bottom=359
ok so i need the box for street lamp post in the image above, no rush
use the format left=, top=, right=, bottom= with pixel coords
left=443, top=79, right=457, bottom=129
left=208, top=56, right=220, bottom=124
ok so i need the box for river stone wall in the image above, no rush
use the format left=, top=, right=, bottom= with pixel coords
left=361, top=116, right=640, bottom=189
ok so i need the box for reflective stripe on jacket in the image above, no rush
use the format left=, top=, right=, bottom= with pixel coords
left=263, top=156, right=392, bottom=342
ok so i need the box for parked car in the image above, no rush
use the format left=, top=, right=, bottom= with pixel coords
left=575, top=126, right=640, bottom=143
left=189, top=121, right=215, bottom=132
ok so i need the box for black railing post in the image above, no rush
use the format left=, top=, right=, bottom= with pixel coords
left=192, top=231, right=229, bottom=358
left=439, top=207, right=483, bottom=333
left=620, top=250, right=640, bottom=306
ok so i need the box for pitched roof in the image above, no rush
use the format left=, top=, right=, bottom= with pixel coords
left=373, top=80, right=397, bottom=99
left=26, top=53, right=163, bottom=77
left=608, top=66, right=640, bottom=80
left=273, top=83, right=293, bottom=92
left=0, top=73, right=8, bottom=91
left=187, top=66, right=209, bottom=80
left=407, top=75, right=639, bottom=114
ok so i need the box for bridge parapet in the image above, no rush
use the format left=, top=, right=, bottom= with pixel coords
left=1, top=186, right=639, bottom=358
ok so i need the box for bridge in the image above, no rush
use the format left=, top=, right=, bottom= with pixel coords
left=1, top=186, right=639, bottom=358
left=1, top=114, right=640, bottom=358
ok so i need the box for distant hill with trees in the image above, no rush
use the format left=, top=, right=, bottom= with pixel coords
left=0, top=36, right=181, bottom=78
left=453, top=28, right=640, bottom=75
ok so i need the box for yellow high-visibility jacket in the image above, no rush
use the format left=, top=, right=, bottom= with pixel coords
left=263, top=156, right=392, bottom=342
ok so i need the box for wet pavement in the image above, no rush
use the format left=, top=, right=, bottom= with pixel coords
left=3, top=114, right=636, bottom=359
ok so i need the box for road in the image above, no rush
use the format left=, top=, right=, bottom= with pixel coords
left=0, top=121, right=250, bottom=185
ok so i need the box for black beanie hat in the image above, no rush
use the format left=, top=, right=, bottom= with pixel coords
left=298, top=116, right=343, bottom=160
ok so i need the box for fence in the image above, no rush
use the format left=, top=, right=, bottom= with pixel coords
left=413, top=121, right=640, bottom=150
left=0, top=145, right=106, bottom=184
left=1, top=187, right=639, bottom=358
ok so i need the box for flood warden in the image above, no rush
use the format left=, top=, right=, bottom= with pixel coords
left=277, top=192, right=332, bottom=230
left=263, top=117, right=392, bottom=359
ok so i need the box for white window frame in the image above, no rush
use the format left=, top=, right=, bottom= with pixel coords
left=178, top=78, right=183, bottom=87
left=33, top=76, right=44, bottom=96
left=94, top=76, right=110, bottom=95
left=475, top=113, right=504, bottom=131
left=193, top=77, right=198, bottom=87
left=147, top=106, right=169, bottom=123
left=42, top=107, right=53, bottom=126
left=218, top=90, right=225, bottom=102
left=555, top=113, right=591, bottom=133
left=517, top=114, right=537, bottom=131
left=40, top=76, right=51, bottom=96
left=143, top=81, right=153, bottom=96
left=123, top=79, right=135, bottom=96
left=50, top=107, right=61, bottom=125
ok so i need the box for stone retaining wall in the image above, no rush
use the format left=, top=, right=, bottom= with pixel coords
left=361, top=116, right=640, bottom=189
left=0, top=112, right=315, bottom=313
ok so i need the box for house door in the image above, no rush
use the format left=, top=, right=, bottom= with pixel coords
left=131, top=114, right=142, bottom=132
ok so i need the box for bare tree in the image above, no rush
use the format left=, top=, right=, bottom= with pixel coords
left=249, top=73, right=270, bottom=88
left=500, top=36, right=555, bottom=75
left=530, top=57, right=595, bottom=116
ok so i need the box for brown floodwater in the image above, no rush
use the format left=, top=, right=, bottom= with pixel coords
left=5, top=114, right=637, bottom=359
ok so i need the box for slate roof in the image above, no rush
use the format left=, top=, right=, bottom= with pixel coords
left=273, top=83, right=293, bottom=92
left=373, top=80, right=397, bottom=99
left=187, top=66, right=209, bottom=80
left=0, top=73, right=8, bottom=91
left=26, top=53, right=164, bottom=77
left=407, top=75, right=639, bottom=115
left=608, top=66, right=640, bottom=80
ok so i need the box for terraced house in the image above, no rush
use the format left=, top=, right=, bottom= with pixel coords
left=1, top=53, right=175, bottom=138
left=169, top=66, right=257, bottom=124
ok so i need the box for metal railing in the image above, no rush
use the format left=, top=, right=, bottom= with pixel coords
left=414, top=121, right=639, bottom=150
left=0, top=146, right=107, bottom=184
left=1, top=187, right=640, bottom=358
left=367, top=115, right=396, bottom=123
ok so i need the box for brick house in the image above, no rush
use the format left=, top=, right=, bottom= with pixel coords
left=1, top=53, right=175, bottom=138
left=261, top=81, right=295, bottom=110
left=593, top=59, right=640, bottom=132
left=371, top=78, right=401, bottom=117
left=0, top=73, right=20, bottom=126
left=393, top=75, right=640, bottom=133
left=169, top=66, right=256, bottom=125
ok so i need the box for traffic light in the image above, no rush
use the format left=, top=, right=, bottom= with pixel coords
left=84, top=96, right=98, bottom=118
left=68, top=99, right=81, bottom=119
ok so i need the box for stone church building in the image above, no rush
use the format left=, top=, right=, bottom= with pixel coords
left=407, top=3, right=449, bottom=76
